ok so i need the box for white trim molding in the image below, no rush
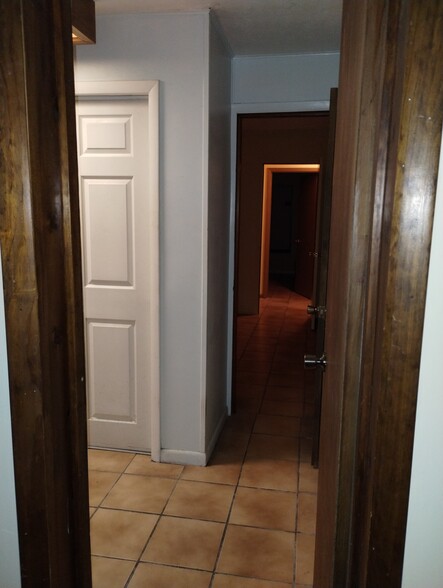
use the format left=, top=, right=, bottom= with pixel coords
left=75, top=80, right=161, bottom=463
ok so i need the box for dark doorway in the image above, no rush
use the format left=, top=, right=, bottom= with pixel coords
left=269, top=172, right=319, bottom=298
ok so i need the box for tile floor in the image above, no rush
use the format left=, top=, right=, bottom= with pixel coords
left=89, top=281, right=317, bottom=587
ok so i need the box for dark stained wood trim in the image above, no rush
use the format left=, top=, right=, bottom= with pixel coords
left=71, top=0, right=96, bottom=44
left=0, top=0, right=91, bottom=585
left=355, top=1, right=443, bottom=585
left=314, top=0, right=443, bottom=586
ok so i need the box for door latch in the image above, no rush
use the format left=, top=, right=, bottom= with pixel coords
left=306, top=305, right=327, bottom=319
left=304, top=353, right=327, bottom=371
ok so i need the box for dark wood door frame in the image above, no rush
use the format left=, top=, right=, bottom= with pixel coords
left=0, top=1, right=91, bottom=585
left=1, top=1, right=441, bottom=586
left=314, top=1, right=443, bottom=586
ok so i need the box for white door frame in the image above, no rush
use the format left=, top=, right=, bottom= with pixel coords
left=75, top=80, right=160, bottom=462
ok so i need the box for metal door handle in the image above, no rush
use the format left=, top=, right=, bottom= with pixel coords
left=306, top=305, right=327, bottom=319
left=304, top=353, right=327, bottom=370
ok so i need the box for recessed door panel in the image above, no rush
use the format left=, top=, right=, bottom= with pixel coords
left=82, top=178, right=134, bottom=286
left=87, top=320, right=135, bottom=421
left=79, top=115, right=131, bottom=154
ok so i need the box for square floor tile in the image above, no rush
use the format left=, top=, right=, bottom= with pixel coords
left=125, top=454, right=184, bottom=478
left=264, top=386, right=304, bottom=403
left=229, top=487, right=296, bottom=532
left=295, top=533, right=315, bottom=585
left=261, top=400, right=304, bottom=417
left=102, top=474, right=176, bottom=514
left=246, top=433, right=299, bottom=462
left=90, top=508, right=158, bottom=560
left=254, top=414, right=300, bottom=437
left=213, top=574, right=291, bottom=587
left=182, top=454, right=242, bottom=486
left=164, top=480, right=234, bottom=522
left=88, top=449, right=135, bottom=473
left=298, top=462, right=318, bottom=494
left=88, top=471, right=120, bottom=507
left=215, top=430, right=250, bottom=459
left=91, top=556, right=135, bottom=588
left=141, top=516, right=224, bottom=571
left=299, top=438, right=313, bottom=463
left=128, top=562, right=211, bottom=588
left=217, top=525, right=294, bottom=583
left=297, top=493, right=317, bottom=534
left=239, top=457, right=298, bottom=492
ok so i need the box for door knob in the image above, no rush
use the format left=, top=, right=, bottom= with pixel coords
left=304, top=353, right=327, bottom=370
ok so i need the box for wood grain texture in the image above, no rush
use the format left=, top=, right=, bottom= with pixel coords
left=314, top=0, right=443, bottom=586
left=0, top=0, right=91, bottom=585
left=361, top=1, right=443, bottom=585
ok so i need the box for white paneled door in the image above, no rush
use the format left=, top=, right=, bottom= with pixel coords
left=76, top=94, right=157, bottom=453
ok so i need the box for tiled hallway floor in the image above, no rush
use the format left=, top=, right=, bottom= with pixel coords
left=89, top=282, right=317, bottom=587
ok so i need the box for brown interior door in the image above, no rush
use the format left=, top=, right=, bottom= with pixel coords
left=308, top=88, right=338, bottom=468
left=293, top=174, right=319, bottom=299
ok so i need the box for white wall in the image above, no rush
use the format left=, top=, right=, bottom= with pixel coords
left=232, top=52, right=340, bottom=109
left=76, top=12, right=210, bottom=460
left=204, top=16, right=232, bottom=454
left=0, top=251, right=21, bottom=588
left=402, top=132, right=443, bottom=587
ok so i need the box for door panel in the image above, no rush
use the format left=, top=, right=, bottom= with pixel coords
left=77, top=98, right=151, bottom=452
left=310, top=88, right=338, bottom=468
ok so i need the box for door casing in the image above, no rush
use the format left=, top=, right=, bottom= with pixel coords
left=75, top=80, right=160, bottom=461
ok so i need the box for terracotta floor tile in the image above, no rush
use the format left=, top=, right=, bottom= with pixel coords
left=265, top=386, right=304, bottom=403
left=125, top=454, right=183, bottom=478
left=235, top=395, right=262, bottom=414
left=253, top=414, right=300, bottom=437
left=246, top=433, right=299, bottom=462
left=91, top=556, right=135, bottom=588
left=297, top=493, right=317, bottom=534
left=213, top=575, right=291, bottom=588
left=182, top=455, right=242, bottom=486
left=238, top=358, right=272, bottom=374
left=222, top=413, right=256, bottom=435
left=101, top=474, right=176, bottom=514
left=298, top=462, right=319, bottom=494
left=128, top=562, right=211, bottom=588
left=88, top=449, right=135, bottom=473
left=295, top=533, right=315, bottom=585
left=236, top=372, right=269, bottom=386
left=239, top=457, right=298, bottom=492
left=217, top=525, right=294, bottom=583
left=141, top=516, right=224, bottom=571
left=299, top=438, right=313, bottom=463
left=164, top=480, right=234, bottom=522
left=90, top=508, right=158, bottom=560
left=88, top=471, right=120, bottom=507
left=268, top=372, right=301, bottom=387
left=215, top=430, right=250, bottom=458
left=261, top=400, right=304, bottom=417
left=229, top=486, right=296, bottom=531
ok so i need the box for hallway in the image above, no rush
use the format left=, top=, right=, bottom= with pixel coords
left=89, top=281, right=317, bottom=587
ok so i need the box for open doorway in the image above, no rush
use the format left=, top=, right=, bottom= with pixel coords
left=260, top=164, right=321, bottom=299
left=231, top=112, right=330, bottom=583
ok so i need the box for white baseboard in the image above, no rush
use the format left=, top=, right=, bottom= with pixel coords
left=160, top=449, right=207, bottom=466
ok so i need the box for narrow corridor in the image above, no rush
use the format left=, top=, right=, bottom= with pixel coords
left=89, top=281, right=317, bottom=587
